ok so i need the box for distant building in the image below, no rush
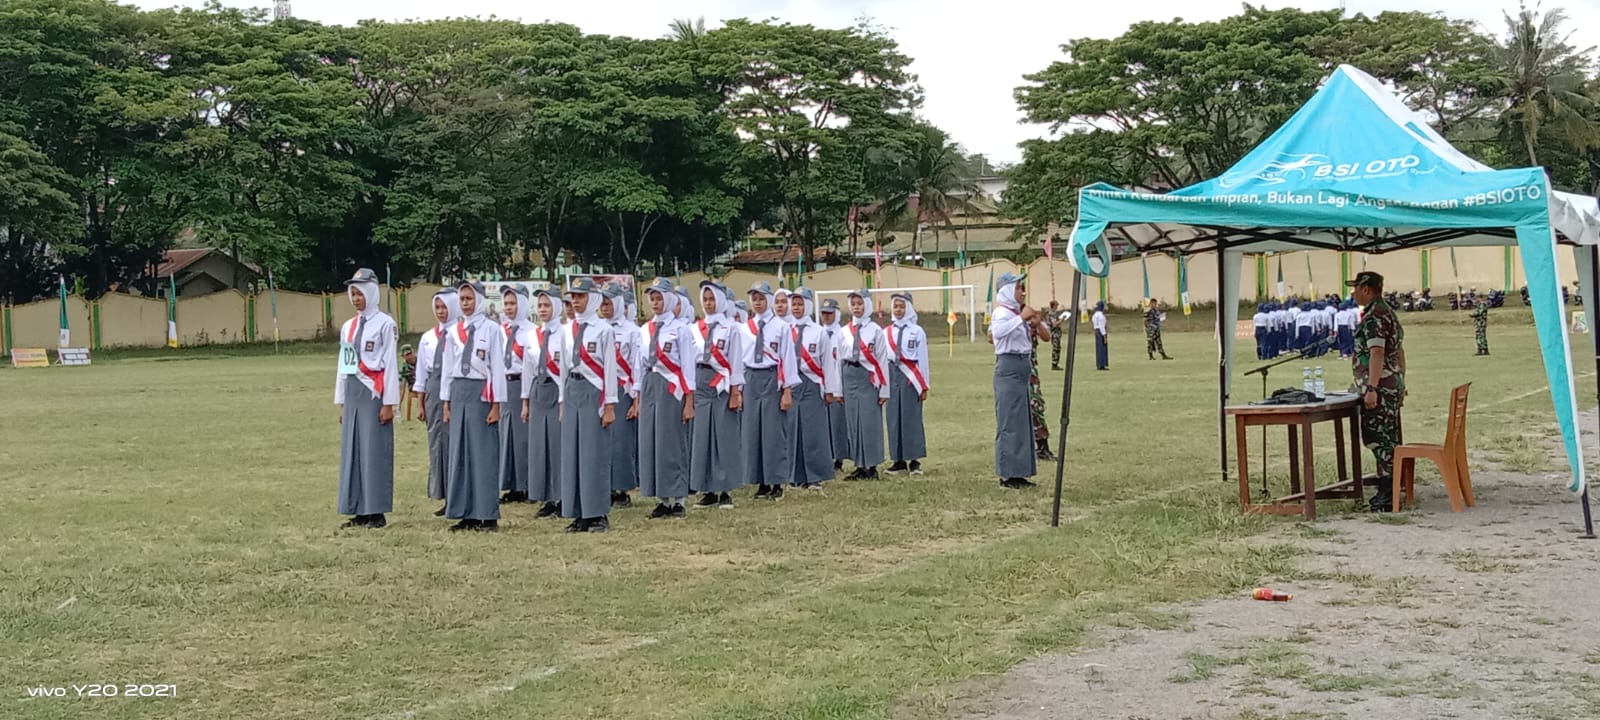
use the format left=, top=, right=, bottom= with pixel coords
left=725, top=245, right=840, bottom=275
left=134, top=249, right=261, bottom=297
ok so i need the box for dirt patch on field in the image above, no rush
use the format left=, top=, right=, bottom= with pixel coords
left=910, top=420, right=1600, bottom=720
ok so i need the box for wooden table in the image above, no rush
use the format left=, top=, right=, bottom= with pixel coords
left=1225, top=393, right=1365, bottom=520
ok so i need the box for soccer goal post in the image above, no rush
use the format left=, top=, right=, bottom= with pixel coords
left=815, top=285, right=979, bottom=342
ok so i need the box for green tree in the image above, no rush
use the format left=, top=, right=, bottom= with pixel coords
left=868, top=123, right=978, bottom=261
left=0, top=128, right=78, bottom=301
left=1492, top=2, right=1597, bottom=168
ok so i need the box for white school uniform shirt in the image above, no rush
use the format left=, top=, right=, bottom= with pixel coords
left=440, top=313, right=508, bottom=404
left=1252, top=311, right=1268, bottom=329
left=1323, top=307, right=1337, bottom=330
left=503, top=318, right=532, bottom=377
left=825, top=314, right=891, bottom=400
left=1295, top=310, right=1314, bottom=331
left=789, top=317, right=828, bottom=387
left=741, top=310, right=800, bottom=390
left=693, top=313, right=747, bottom=394
left=561, top=315, right=620, bottom=412
left=1092, top=310, right=1107, bottom=333
left=886, top=319, right=930, bottom=393
left=334, top=310, right=401, bottom=405
left=989, top=304, right=1033, bottom=355
left=613, top=319, right=642, bottom=399
left=519, top=321, right=565, bottom=396
left=412, top=323, right=445, bottom=394
left=642, top=315, right=698, bottom=400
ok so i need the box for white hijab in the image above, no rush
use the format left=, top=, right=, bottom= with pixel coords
left=457, top=281, right=487, bottom=325
left=431, top=289, right=461, bottom=328
left=571, top=289, right=600, bottom=324
left=732, top=301, right=749, bottom=325
left=791, top=292, right=815, bottom=326
left=750, top=287, right=775, bottom=321
left=534, top=289, right=564, bottom=330
left=608, top=294, right=627, bottom=325
left=649, top=288, right=677, bottom=323
left=501, top=287, right=530, bottom=327
left=848, top=289, right=874, bottom=327
left=996, top=282, right=1020, bottom=312
left=701, top=284, right=731, bottom=321
left=349, top=281, right=380, bottom=319
left=891, top=293, right=918, bottom=328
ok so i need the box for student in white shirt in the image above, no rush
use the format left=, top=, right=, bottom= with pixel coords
left=786, top=287, right=833, bottom=488
left=884, top=292, right=930, bottom=475
left=520, top=287, right=565, bottom=519
left=742, top=282, right=798, bottom=499
left=990, top=273, right=1050, bottom=489
left=690, top=282, right=744, bottom=507
left=441, top=280, right=507, bottom=532
left=825, top=289, right=890, bottom=480
left=637, top=278, right=697, bottom=517
left=558, top=277, right=620, bottom=533
left=413, top=288, right=460, bottom=516
left=496, top=286, right=533, bottom=504
left=600, top=283, right=641, bottom=508
left=1092, top=301, right=1109, bottom=370
left=819, top=300, right=850, bottom=471
left=335, top=268, right=400, bottom=529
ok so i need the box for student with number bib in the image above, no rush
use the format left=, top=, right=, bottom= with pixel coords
left=825, top=289, right=890, bottom=480
left=819, top=299, right=849, bottom=472
left=413, top=288, right=461, bottom=516
left=335, top=268, right=400, bottom=529
left=884, top=293, right=930, bottom=475
left=441, top=280, right=507, bottom=532
left=602, top=283, right=641, bottom=508
left=497, top=286, right=533, bottom=504
left=786, top=287, right=833, bottom=489
left=638, top=278, right=697, bottom=517
left=691, top=282, right=745, bottom=508
left=741, top=282, right=799, bottom=500
left=559, top=278, right=621, bottom=533
left=520, top=288, right=565, bottom=519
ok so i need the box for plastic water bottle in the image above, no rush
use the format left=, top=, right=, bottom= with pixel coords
left=1313, top=367, right=1325, bottom=399
left=1302, top=367, right=1313, bottom=394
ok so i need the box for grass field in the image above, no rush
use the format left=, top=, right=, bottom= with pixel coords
left=1, top=307, right=1589, bottom=719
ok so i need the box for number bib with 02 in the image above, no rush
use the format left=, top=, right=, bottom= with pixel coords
left=338, top=341, right=359, bottom=375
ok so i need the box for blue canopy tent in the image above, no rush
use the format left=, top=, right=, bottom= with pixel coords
left=1056, top=65, right=1600, bottom=532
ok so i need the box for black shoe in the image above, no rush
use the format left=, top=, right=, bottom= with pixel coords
left=718, top=493, right=735, bottom=509
left=1051, top=365, right=1061, bottom=371
left=755, top=484, right=772, bottom=498
left=564, top=519, right=588, bottom=533
left=863, top=468, right=879, bottom=480
left=433, top=506, right=447, bottom=517
left=696, top=493, right=720, bottom=508
left=587, top=517, right=610, bottom=533
left=365, top=514, right=387, bottom=529
left=833, top=460, right=844, bottom=472
left=1000, top=478, right=1037, bottom=489
left=670, top=504, right=687, bottom=518
left=770, top=485, right=784, bottom=500
left=449, top=519, right=478, bottom=532
left=340, top=516, right=364, bottom=529
left=886, top=461, right=909, bottom=474
left=1368, top=492, right=1395, bottom=513
left=1162, top=355, right=1173, bottom=360
left=499, top=491, right=525, bottom=504
left=909, top=461, right=923, bottom=475
left=535, top=502, right=560, bottom=518
left=843, top=468, right=864, bottom=481
left=611, top=492, right=632, bottom=509
left=648, top=503, right=672, bottom=519
left=475, top=520, right=499, bottom=532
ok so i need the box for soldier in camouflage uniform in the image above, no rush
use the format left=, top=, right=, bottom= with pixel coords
left=1471, top=298, right=1490, bottom=355
left=1047, top=301, right=1064, bottom=370
left=1144, top=299, right=1172, bottom=360
left=1347, top=272, right=1406, bottom=512
left=1030, top=330, right=1055, bottom=461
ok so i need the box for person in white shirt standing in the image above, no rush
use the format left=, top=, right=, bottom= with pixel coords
left=819, top=299, right=850, bottom=471
left=441, top=280, right=507, bottom=532
left=638, top=278, right=697, bottom=517
left=1092, top=301, right=1109, bottom=370
left=825, top=289, right=890, bottom=480
left=600, top=283, right=641, bottom=509
left=884, top=292, right=930, bottom=475
left=742, top=281, right=798, bottom=499
left=990, top=273, right=1050, bottom=489
left=1251, top=304, right=1269, bottom=361
left=497, top=286, right=533, bottom=504
left=520, top=288, right=565, bottom=519
left=335, top=268, right=400, bottom=529
left=786, top=287, right=834, bottom=488
left=412, top=288, right=460, bottom=517
left=559, top=277, right=620, bottom=533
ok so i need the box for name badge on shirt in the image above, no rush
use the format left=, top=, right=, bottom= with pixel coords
left=716, top=338, right=726, bottom=350
left=768, top=341, right=779, bottom=352
left=364, top=340, right=375, bottom=352
left=586, top=341, right=597, bottom=353
left=663, top=341, right=673, bottom=353
left=807, top=343, right=817, bottom=353
left=475, top=348, right=486, bottom=362
left=908, top=339, right=919, bottom=349
left=338, top=341, right=359, bottom=376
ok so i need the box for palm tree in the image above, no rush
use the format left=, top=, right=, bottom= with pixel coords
left=666, top=17, right=707, bottom=43
left=1495, top=2, right=1597, bottom=166
left=872, top=124, right=980, bottom=264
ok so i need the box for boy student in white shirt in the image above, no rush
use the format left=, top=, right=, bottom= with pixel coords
left=441, top=280, right=508, bottom=532
left=884, top=293, right=930, bottom=475
left=412, top=287, right=460, bottom=517
left=785, top=287, right=834, bottom=489
left=825, top=289, right=890, bottom=480
left=1091, top=300, right=1109, bottom=371
left=558, top=277, right=621, bottom=533
left=742, top=282, right=799, bottom=499
left=335, top=268, right=401, bottom=529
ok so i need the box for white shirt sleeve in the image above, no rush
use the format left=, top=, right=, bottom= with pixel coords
left=873, top=326, right=891, bottom=400
left=601, top=326, right=619, bottom=407
left=822, top=330, right=842, bottom=396
left=440, top=326, right=458, bottom=405
left=914, top=326, right=930, bottom=389
left=725, top=324, right=744, bottom=390
left=777, top=324, right=800, bottom=390
left=334, top=319, right=350, bottom=405
left=990, top=307, right=1023, bottom=339
left=381, top=317, right=400, bottom=406
left=484, top=321, right=508, bottom=404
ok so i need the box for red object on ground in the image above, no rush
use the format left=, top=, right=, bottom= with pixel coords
left=1252, top=588, right=1293, bottom=601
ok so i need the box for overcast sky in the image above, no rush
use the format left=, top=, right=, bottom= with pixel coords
left=133, top=0, right=1600, bottom=164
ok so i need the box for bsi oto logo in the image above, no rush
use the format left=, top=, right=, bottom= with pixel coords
left=1313, top=155, right=1422, bottom=179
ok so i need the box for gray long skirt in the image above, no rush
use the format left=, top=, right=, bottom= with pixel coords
left=559, top=378, right=611, bottom=520
left=526, top=377, right=561, bottom=503
left=424, top=369, right=448, bottom=500
left=994, top=353, right=1037, bottom=479
left=740, top=366, right=791, bottom=486
left=887, top=371, right=927, bottom=463
left=840, top=363, right=885, bottom=469
left=339, top=375, right=394, bottom=515
left=787, top=377, right=833, bottom=486
left=498, top=377, right=530, bottom=494
left=445, top=378, right=500, bottom=520
left=610, top=393, right=639, bottom=493
left=690, top=365, right=742, bottom=494
left=827, top=397, right=848, bottom=462
left=639, top=373, right=691, bottom=499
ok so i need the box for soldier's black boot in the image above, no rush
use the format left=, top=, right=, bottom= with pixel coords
left=1368, top=482, right=1394, bottom=513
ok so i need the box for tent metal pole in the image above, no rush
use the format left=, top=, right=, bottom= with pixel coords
left=1582, top=247, right=1598, bottom=539
left=1051, top=269, right=1085, bottom=527
left=1218, top=247, right=1230, bottom=483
